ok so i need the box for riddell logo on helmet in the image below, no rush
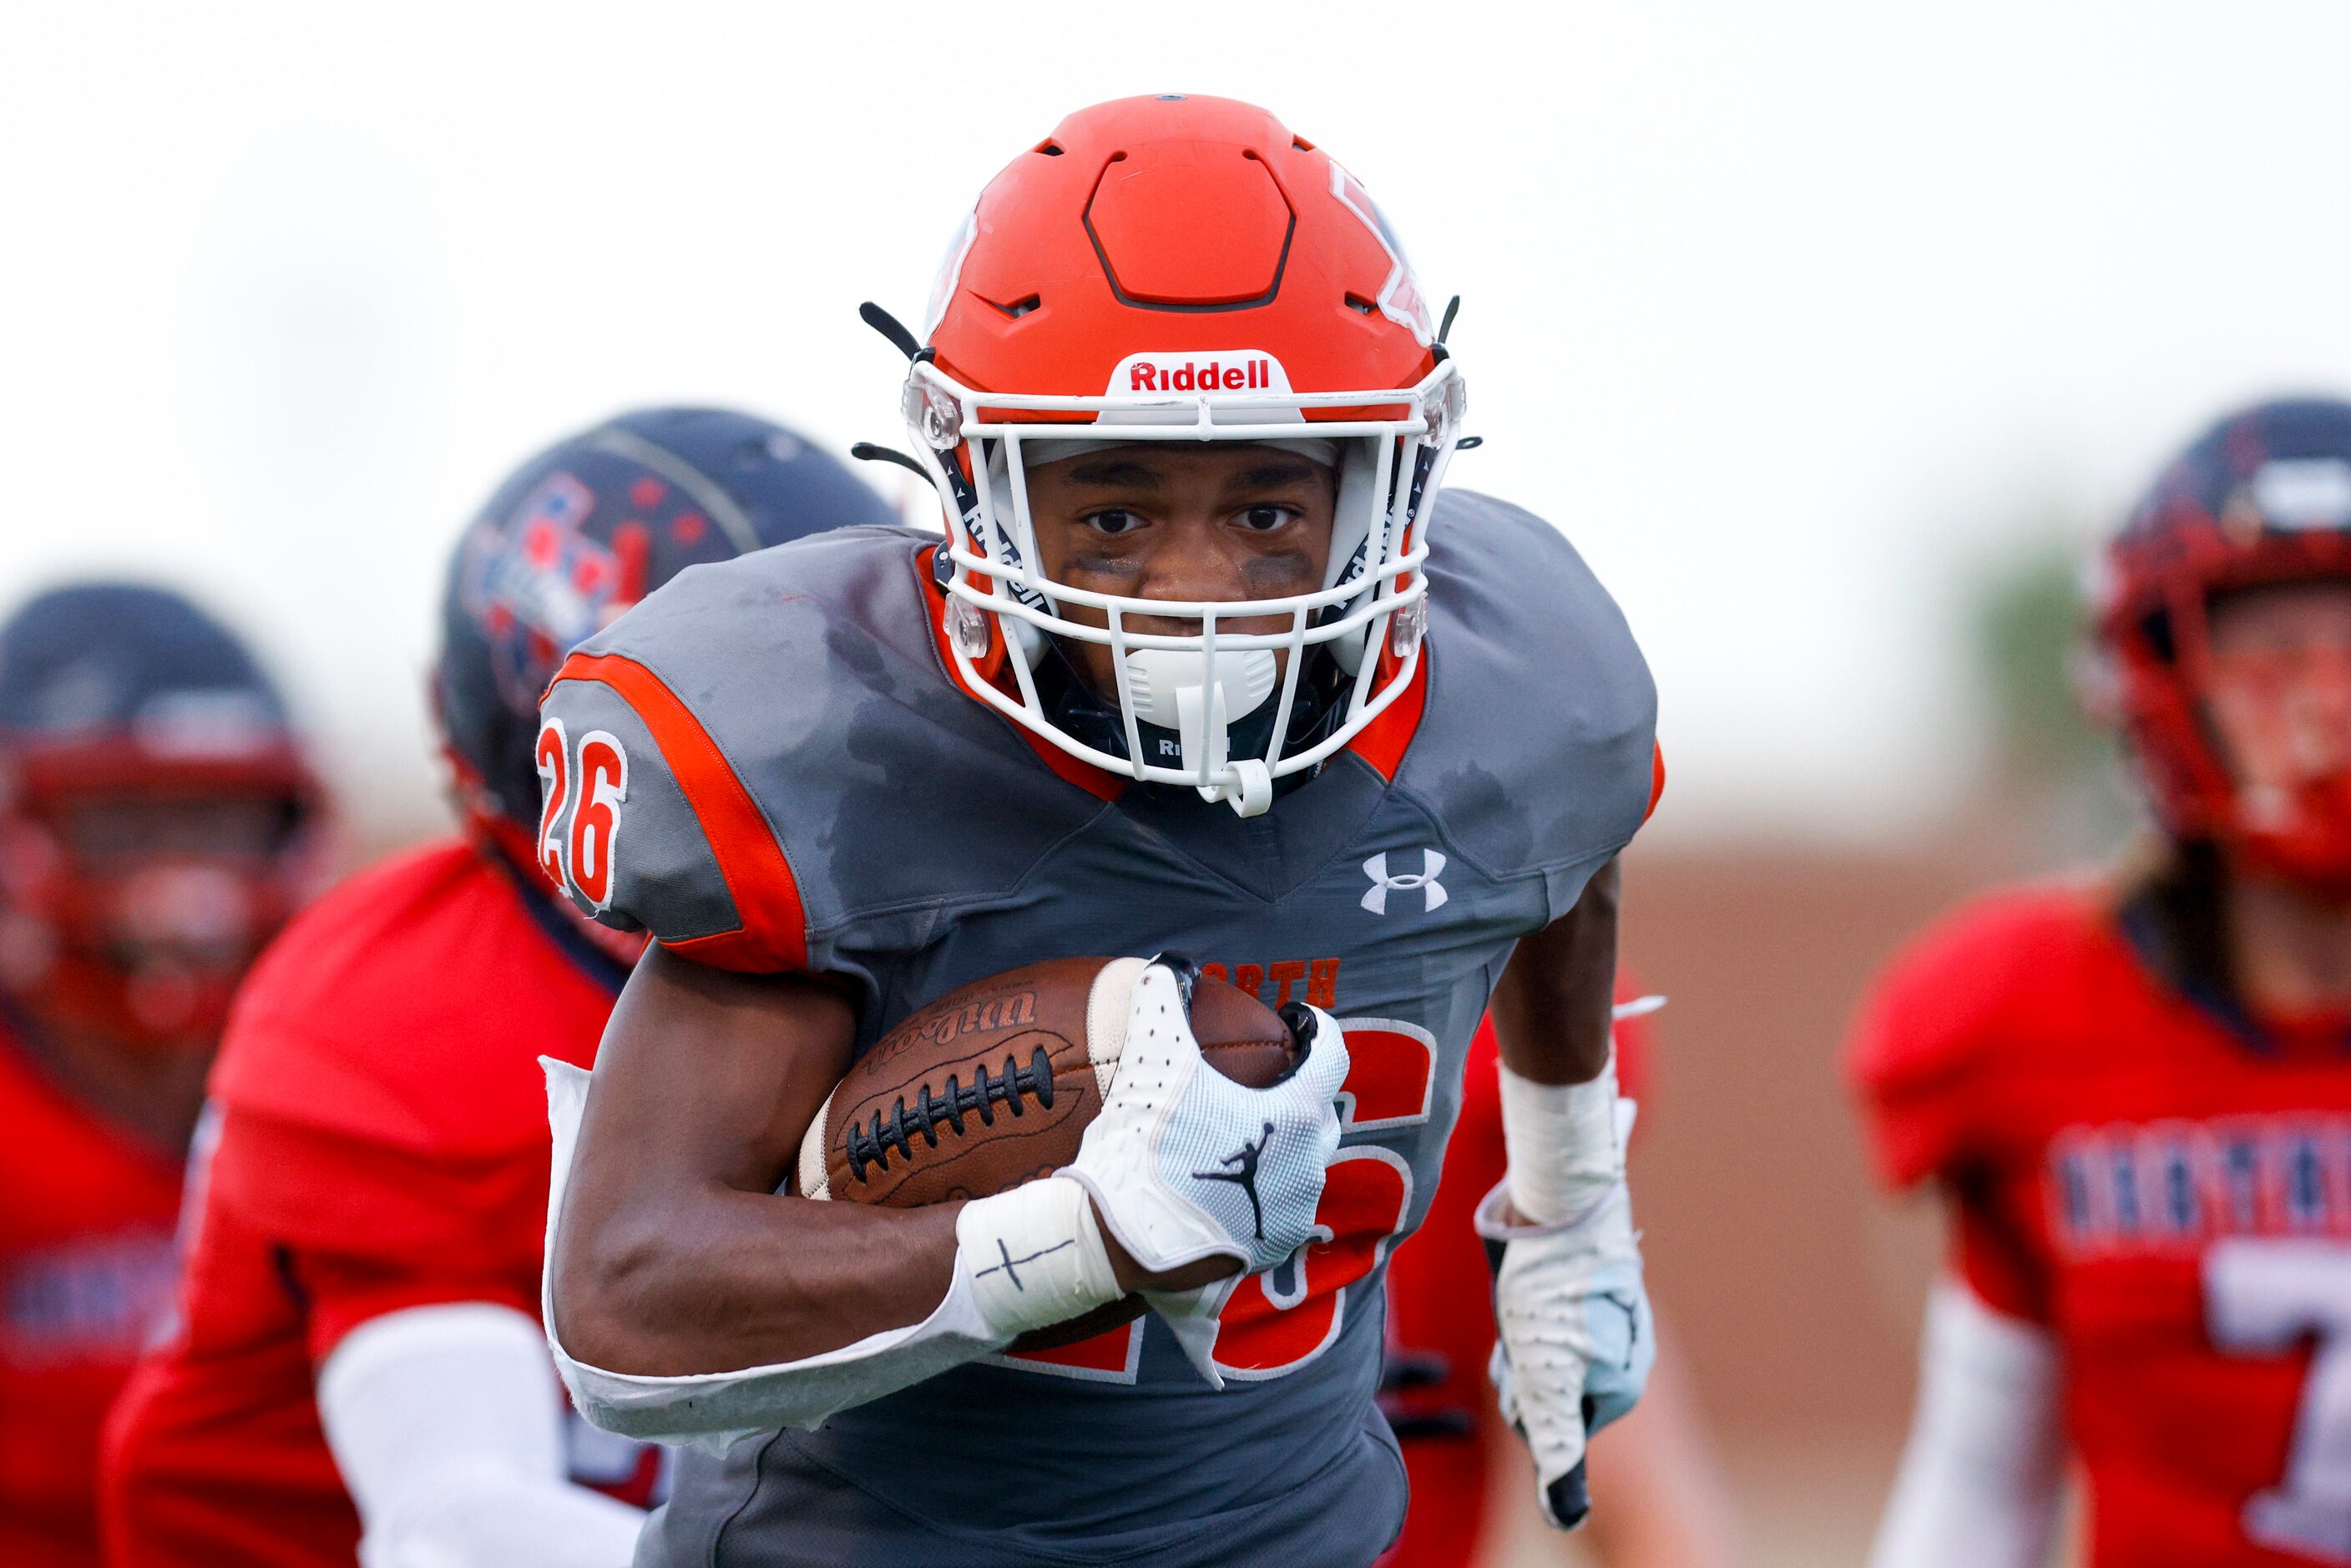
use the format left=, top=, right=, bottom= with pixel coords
left=1109, top=351, right=1295, bottom=397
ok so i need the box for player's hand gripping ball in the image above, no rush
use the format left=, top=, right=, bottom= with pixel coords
left=797, top=957, right=1303, bottom=1350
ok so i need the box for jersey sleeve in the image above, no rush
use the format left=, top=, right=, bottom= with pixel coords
left=1949, top=1176, right=2055, bottom=1325
left=205, top=1105, right=550, bottom=1361
left=1406, top=490, right=1659, bottom=923
left=539, top=647, right=810, bottom=973
left=1844, top=898, right=2048, bottom=1191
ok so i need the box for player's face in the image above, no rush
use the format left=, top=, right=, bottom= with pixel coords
left=35, top=789, right=298, bottom=981
left=2204, top=579, right=2351, bottom=797
left=60, top=793, right=296, bottom=869
left=1023, top=443, right=1338, bottom=698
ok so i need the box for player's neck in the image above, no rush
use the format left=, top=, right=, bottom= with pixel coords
left=2225, top=869, right=2351, bottom=1019
left=10, top=1014, right=211, bottom=1160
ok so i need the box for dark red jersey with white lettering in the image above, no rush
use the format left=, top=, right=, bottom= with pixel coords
left=100, top=841, right=661, bottom=1567
left=1851, top=882, right=2351, bottom=1568
left=0, top=1024, right=179, bottom=1568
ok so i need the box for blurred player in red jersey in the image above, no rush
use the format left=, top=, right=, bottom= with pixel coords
left=0, top=583, right=326, bottom=1568
left=1379, top=990, right=1738, bottom=1568
left=1853, top=397, right=2351, bottom=1567
left=99, top=409, right=898, bottom=1568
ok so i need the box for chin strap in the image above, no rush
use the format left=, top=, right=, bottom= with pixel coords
left=1206, top=759, right=1274, bottom=817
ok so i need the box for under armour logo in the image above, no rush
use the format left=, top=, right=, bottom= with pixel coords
left=1362, top=850, right=1449, bottom=915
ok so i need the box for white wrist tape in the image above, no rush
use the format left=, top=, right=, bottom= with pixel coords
left=955, top=1176, right=1120, bottom=1341
left=1498, top=1052, right=1626, bottom=1227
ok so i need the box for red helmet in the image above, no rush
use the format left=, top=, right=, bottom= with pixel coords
left=902, top=95, right=1463, bottom=816
left=0, top=584, right=327, bottom=1048
left=2095, top=397, right=2351, bottom=893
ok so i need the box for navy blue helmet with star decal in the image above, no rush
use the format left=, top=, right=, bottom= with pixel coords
left=432, top=407, right=898, bottom=874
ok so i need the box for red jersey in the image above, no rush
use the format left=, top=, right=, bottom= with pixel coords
left=1850, top=882, right=2351, bottom=1568
left=0, top=1025, right=180, bottom=1568
left=1377, top=994, right=1654, bottom=1568
left=100, top=841, right=659, bottom=1566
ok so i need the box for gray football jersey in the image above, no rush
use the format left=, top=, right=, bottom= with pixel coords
left=538, top=488, right=1656, bottom=1568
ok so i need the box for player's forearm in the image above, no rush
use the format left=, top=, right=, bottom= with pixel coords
left=1484, top=861, right=1626, bottom=1230
left=1868, top=1278, right=2063, bottom=1568
left=318, top=1303, right=646, bottom=1568
left=552, top=949, right=969, bottom=1377
left=1490, top=860, right=1620, bottom=1085
left=552, top=1181, right=964, bottom=1377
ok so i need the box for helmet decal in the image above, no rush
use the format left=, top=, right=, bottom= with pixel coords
left=925, top=210, right=981, bottom=339
left=458, top=471, right=632, bottom=716
left=1327, top=163, right=1436, bottom=347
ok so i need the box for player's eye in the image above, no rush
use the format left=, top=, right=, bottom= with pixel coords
left=1081, top=508, right=1146, bottom=537
left=1235, top=505, right=1297, bottom=534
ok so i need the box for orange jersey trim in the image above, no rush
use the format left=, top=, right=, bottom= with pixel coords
left=914, top=548, right=1127, bottom=803
left=1343, top=649, right=1431, bottom=783
left=549, top=651, right=809, bottom=973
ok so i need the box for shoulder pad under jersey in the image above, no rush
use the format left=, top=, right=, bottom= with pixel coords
left=1844, top=881, right=2110, bottom=1188
left=1399, top=488, right=1657, bottom=917
left=537, top=525, right=1115, bottom=974
left=209, top=839, right=616, bottom=1161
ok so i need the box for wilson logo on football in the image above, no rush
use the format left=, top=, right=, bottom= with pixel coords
left=1108, top=350, right=1293, bottom=397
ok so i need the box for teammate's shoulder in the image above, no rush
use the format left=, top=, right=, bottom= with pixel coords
left=225, top=838, right=490, bottom=1024
left=1405, top=489, right=1655, bottom=903
left=210, top=837, right=613, bottom=1158
left=1845, top=876, right=2120, bottom=1184
left=1858, top=878, right=2115, bottom=1045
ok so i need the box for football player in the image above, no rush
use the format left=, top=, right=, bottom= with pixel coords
left=535, top=96, right=1662, bottom=1566
left=99, top=409, right=897, bottom=1567
left=0, top=583, right=325, bottom=1568
left=1853, top=396, right=2351, bottom=1567
left=1379, top=997, right=1738, bottom=1568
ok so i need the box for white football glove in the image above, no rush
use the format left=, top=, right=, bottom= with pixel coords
left=1476, top=1175, right=1654, bottom=1529
left=1061, top=959, right=1348, bottom=1385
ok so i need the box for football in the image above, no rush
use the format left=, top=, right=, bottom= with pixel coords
left=796, top=956, right=1301, bottom=1349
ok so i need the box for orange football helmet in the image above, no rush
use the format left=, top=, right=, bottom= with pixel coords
left=902, top=94, right=1463, bottom=815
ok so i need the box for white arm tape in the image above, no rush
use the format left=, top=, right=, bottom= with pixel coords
left=1868, top=1278, right=2065, bottom=1568
left=1497, top=1051, right=1627, bottom=1226
left=316, top=1302, right=645, bottom=1568
left=539, top=1060, right=1118, bottom=1450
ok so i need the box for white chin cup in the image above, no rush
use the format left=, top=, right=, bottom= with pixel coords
left=1124, top=648, right=1279, bottom=812
left=1125, top=647, right=1277, bottom=735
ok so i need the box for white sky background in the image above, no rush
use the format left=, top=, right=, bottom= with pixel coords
left=3, top=2, right=2348, bottom=847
